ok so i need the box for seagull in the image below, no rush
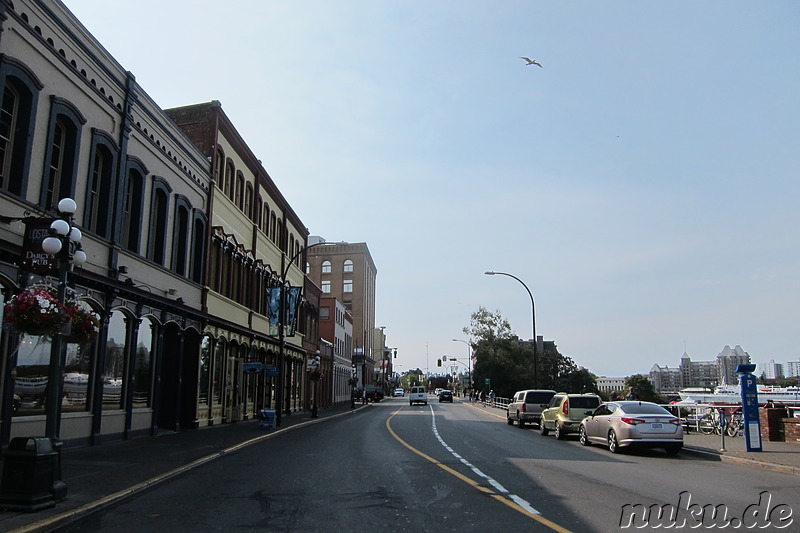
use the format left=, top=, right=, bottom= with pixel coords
left=520, top=57, right=542, bottom=68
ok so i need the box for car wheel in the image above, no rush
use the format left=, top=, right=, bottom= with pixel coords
left=507, top=415, right=514, bottom=425
left=539, top=421, right=549, bottom=436
left=608, top=430, right=621, bottom=454
left=579, top=426, right=591, bottom=446
left=517, top=413, right=526, bottom=429
left=555, top=423, right=565, bottom=440
left=665, top=444, right=682, bottom=456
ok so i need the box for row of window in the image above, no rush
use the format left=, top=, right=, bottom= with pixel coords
left=213, top=148, right=303, bottom=268
left=319, top=259, right=354, bottom=274
left=320, top=280, right=353, bottom=294
left=1, top=60, right=206, bottom=282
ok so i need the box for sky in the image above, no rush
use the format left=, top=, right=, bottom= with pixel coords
left=62, top=1, right=800, bottom=378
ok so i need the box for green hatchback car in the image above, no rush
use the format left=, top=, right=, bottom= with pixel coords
left=539, top=393, right=601, bottom=440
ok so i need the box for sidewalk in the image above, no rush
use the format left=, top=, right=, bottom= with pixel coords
left=0, top=404, right=367, bottom=533
left=682, top=432, right=800, bottom=476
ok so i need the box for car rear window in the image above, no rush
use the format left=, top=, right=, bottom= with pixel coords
left=525, top=391, right=555, bottom=404
left=620, top=403, right=670, bottom=415
left=570, top=397, right=600, bottom=409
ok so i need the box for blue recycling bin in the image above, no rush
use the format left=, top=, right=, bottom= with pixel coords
left=259, top=409, right=276, bottom=429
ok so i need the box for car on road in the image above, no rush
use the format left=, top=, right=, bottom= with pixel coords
left=579, top=401, right=684, bottom=455
left=438, top=390, right=453, bottom=402
left=539, top=393, right=601, bottom=439
left=409, top=386, right=427, bottom=405
left=393, top=388, right=405, bottom=397
left=506, top=389, right=557, bottom=428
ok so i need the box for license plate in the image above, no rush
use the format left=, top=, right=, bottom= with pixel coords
left=651, top=423, right=663, bottom=429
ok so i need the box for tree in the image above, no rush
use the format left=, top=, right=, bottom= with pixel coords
left=624, top=375, right=664, bottom=403
left=463, top=307, right=598, bottom=398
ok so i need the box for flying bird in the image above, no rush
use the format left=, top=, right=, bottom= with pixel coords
left=520, top=57, right=542, bottom=68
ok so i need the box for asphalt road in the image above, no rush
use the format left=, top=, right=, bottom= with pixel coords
left=56, top=397, right=800, bottom=532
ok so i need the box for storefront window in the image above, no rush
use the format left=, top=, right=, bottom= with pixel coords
left=14, top=335, right=51, bottom=416
left=62, top=300, right=95, bottom=412
left=103, top=311, right=127, bottom=409
left=212, top=338, right=225, bottom=404
left=132, top=318, right=153, bottom=408
left=199, top=335, right=211, bottom=405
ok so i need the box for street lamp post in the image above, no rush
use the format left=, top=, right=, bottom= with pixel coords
left=484, top=271, right=537, bottom=388
left=40, top=198, right=86, bottom=439
left=451, top=338, right=472, bottom=393
left=275, top=240, right=346, bottom=427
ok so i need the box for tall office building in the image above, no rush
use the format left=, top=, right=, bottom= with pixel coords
left=306, top=238, right=379, bottom=386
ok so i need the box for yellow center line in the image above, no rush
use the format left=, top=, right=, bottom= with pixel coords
left=385, top=407, right=573, bottom=533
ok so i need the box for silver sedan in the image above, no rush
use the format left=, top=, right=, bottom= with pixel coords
left=579, top=401, right=683, bottom=455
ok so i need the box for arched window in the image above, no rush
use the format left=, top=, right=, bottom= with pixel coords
left=214, top=148, right=225, bottom=189
left=104, top=310, right=129, bottom=410
left=212, top=338, right=225, bottom=404
left=84, top=132, right=118, bottom=239
left=270, top=212, right=277, bottom=242
left=1, top=59, right=41, bottom=197
left=132, top=317, right=155, bottom=407
left=41, top=98, right=85, bottom=211
left=235, top=172, right=244, bottom=209
left=321, top=260, right=331, bottom=274
left=244, top=183, right=253, bottom=218
left=172, top=196, right=191, bottom=276
left=199, top=335, right=212, bottom=405
left=190, top=211, right=207, bottom=284
left=148, top=177, right=172, bottom=266
left=121, top=160, right=146, bottom=253
left=224, top=161, right=234, bottom=199
left=343, top=259, right=354, bottom=273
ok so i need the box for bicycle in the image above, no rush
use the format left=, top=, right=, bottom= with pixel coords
left=726, top=410, right=743, bottom=437
left=698, top=413, right=721, bottom=435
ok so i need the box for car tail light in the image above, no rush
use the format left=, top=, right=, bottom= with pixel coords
left=521, top=403, right=526, bottom=413
left=621, top=417, right=646, bottom=425
left=668, top=418, right=681, bottom=426
left=562, top=398, right=569, bottom=415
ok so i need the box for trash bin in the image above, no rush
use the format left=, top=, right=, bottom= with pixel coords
left=0, top=437, right=67, bottom=512
left=259, top=409, right=276, bottom=429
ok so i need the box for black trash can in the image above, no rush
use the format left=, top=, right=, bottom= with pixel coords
left=0, top=437, right=67, bottom=512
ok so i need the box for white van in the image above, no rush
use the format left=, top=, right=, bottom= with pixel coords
left=409, top=386, right=427, bottom=405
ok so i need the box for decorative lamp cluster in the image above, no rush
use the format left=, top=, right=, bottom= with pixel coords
left=41, top=198, right=86, bottom=266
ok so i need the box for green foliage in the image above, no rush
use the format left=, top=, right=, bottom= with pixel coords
left=624, top=374, right=665, bottom=403
left=464, top=307, right=598, bottom=398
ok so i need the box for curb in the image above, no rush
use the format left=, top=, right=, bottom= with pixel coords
left=682, top=446, right=800, bottom=477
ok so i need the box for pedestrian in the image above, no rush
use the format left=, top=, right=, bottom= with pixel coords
left=625, top=387, right=639, bottom=401
left=489, top=389, right=496, bottom=406
left=480, top=390, right=486, bottom=406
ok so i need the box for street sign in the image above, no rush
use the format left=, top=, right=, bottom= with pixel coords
left=243, top=362, right=264, bottom=374
left=264, top=365, right=279, bottom=377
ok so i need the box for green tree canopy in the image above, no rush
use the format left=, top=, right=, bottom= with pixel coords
left=464, top=307, right=597, bottom=398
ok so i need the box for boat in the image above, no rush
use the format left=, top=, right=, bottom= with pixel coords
left=678, top=385, right=800, bottom=405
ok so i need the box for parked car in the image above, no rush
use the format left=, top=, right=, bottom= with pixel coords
left=579, top=401, right=684, bottom=455
left=409, top=386, right=427, bottom=406
left=540, top=393, right=601, bottom=439
left=365, top=388, right=384, bottom=402
left=393, top=388, right=405, bottom=397
left=506, top=389, right=557, bottom=428
left=439, top=390, right=453, bottom=402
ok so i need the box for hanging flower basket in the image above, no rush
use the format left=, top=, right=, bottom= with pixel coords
left=3, top=287, right=67, bottom=337
left=309, top=369, right=323, bottom=381
left=64, top=304, right=101, bottom=344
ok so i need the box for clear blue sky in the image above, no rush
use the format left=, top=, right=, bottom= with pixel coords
left=64, top=1, right=800, bottom=378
